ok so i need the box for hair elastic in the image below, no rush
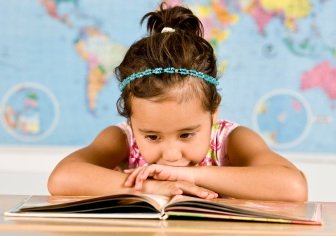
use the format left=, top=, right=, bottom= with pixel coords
left=161, top=27, right=175, bottom=33
left=119, top=67, right=219, bottom=91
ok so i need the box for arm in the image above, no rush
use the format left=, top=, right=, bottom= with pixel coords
left=48, top=126, right=217, bottom=198
left=47, top=126, right=131, bottom=195
left=195, top=126, right=308, bottom=201
left=125, top=127, right=307, bottom=201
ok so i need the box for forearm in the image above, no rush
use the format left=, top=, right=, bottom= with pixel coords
left=48, top=160, right=132, bottom=196
left=192, top=166, right=307, bottom=202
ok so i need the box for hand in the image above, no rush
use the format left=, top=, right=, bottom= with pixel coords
left=124, top=164, right=194, bottom=190
left=141, top=179, right=218, bottom=199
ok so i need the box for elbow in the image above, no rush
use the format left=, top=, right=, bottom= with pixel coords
left=47, top=168, right=68, bottom=196
left=289, top=182, right=308, bottom=202
left=47, top=171, right=60, bottom=195
left=48, top=158, right=83, bottom=196
left=285, top=172, right=308, bottom=202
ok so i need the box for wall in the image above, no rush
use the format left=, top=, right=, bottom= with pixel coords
left=1, top=147, right=335, bottom=201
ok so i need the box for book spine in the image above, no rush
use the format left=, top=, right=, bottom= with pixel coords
left=160, top=210, right=168, bottom=220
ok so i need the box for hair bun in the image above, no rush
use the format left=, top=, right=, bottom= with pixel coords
left=141, top=3, right=204, bottom=37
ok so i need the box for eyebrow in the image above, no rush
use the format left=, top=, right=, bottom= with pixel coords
left=138, top=125, right=201, bottom=133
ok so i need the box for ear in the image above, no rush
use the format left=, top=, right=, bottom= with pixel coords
left=212, top=94, right=221, bottom=123
left=212, top=108, right=219, bottom=123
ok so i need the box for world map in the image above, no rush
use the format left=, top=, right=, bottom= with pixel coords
left=0, top=0, right=335, bottom=154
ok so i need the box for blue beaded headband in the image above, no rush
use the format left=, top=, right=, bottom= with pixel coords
left=119, top=67, right=219, bottom=91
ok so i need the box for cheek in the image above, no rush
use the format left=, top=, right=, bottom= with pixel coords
left=135, top=140, right=158, bottom=164
left=182, top=132, right=211, bottom=163
left=187, top=130, right=212, bottom=162
left=185, top=142, right=209, bottom=163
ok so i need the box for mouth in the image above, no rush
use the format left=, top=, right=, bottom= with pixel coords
left=156, top=161, right=196, bottom=167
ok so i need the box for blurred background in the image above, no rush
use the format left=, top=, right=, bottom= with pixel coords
left=0, top=0, right=335, bottom=201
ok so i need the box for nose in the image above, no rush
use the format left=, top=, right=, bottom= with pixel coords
left=161, top=145, right=182, bottom=163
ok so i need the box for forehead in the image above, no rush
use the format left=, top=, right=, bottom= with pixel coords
left=130, top=96, right=211, bottom=131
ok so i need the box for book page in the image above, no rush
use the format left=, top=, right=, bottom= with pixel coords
left=15, top=194, right=171, bottom=213
left=165, top=195, right=321, bottom=222
left=133, top=194, right=171, bottom=211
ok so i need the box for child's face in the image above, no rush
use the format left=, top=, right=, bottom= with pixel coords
left=130, top=96, right=213, bottom=166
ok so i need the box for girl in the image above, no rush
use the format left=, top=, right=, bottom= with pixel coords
left=48, top=4, right=307, bottom=201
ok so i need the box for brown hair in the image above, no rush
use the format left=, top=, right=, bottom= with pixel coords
left=115, top=3, right=221, bottom=118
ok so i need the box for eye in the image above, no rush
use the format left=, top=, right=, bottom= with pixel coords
left=145, top=135, right=160, bottom=141
left=179, top=133, right=194, bottom=139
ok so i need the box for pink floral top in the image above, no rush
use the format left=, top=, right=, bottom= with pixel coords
left=118, top=120, right=239, bottom=168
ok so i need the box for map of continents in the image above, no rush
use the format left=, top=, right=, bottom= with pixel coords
left=166, top=0, right=336, bottom=153
left=0, top=0, right=335, bottom=154
left=1, top=0, right=130, bottom=144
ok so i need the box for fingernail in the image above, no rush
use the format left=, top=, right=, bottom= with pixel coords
left=201, top=191, right=208, bottom=197
left=174, top=189, right=183, bottom=195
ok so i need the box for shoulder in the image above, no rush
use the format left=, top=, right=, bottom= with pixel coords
left=64, top=125, right=129, bottom=169
left=226, top=126, right=272, bottom=165
left=90, top=125, right=129, bottom=156
left=94, top=125, right=127, bottom=143
left=226, top=126, right=299, bottom=169
left=227, top=126, right=266, bottom=147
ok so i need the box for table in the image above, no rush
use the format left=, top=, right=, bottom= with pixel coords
left=1, top=195, right=335, bottom=236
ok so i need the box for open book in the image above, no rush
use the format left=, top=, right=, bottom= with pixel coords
left=4, top=194, right=321, bottom=225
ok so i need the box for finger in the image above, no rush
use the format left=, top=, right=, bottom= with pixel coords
left=140, top=165, right=163, bottom=181
left=196, top=187, right=218, bottom=199
left=134, top=166, right=156, bottom=190
left=178, top=182, right=218, bottom=199
left=169, top=185, right=183, bottom=195
left=202, top=191, right=218, bottom=200
left=131, top=165, right=162, bottom=190
left=134, top=168, right=147, bottom=190
left=124, top=167, right=144, bottom=187
left=123, top=169, right=135, bottom=173
left=203, top=189, right=218, bottom=199
left=135, top=165, right=163, bottom=189
left=146, top=165, right=177, bottom=181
